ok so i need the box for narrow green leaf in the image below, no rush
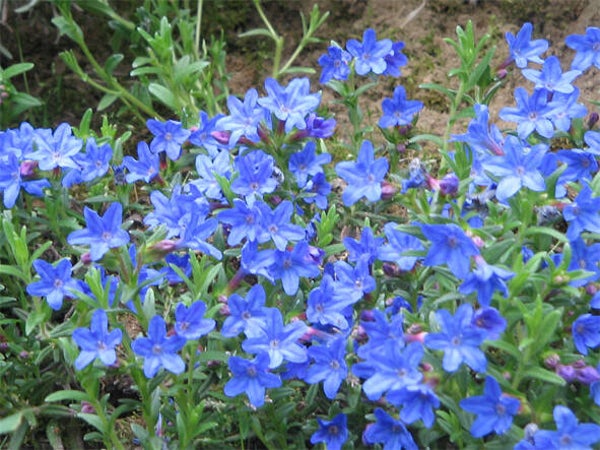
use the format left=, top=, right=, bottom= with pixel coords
left=0, top=412, right=23, bottom=434
left=2, top=62, right=34, bottom=79
left=523, top=366, right=566, bottom=386
left=148, top=83, right=178, bottom=111
left=45, top=390, right=89, bottom=403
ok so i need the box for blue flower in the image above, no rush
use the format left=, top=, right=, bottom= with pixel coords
left=459, top=376, right=520, bottom=437
left=471, top=307, right=507, bottom=341
left=353, top=341, right=423, bottom=401
left=572, top=313, right=600, bottom=355
left=230, top=150, right=278, bottom=199
left=357, top=310, right=406, bottom=359
left=306, top=274, right=355, bottom=330
left=221, top=284, right=271, bottom=338
left=363, top=408, right=417, bottom=450
left=217, top=88, right=265, bottom=145
left=131, top=315, right=187, bottom=378
left=383, top=41, right=408, bottom=77
left=189, top=111, right=227, bottom=157
left=343, top=226, right=384, bottom=265
left=451, top=104, right=505, bottom=156
left=288, top=141, right=331, bottom=188
left=378, top=86, right=423, bottom=128
left=26, top=258, right=80, bottom=310
left=310, top=413, right=348, bottom=450
left=335, top=140, right=388, bottom=206
left=550, top=88, right=587, bottom=133
left=301, top=172, right=331, bottom=209
left=177, top=209, right=221, bottom=260
left=67, top=202, right=130, bottom=261
left=346, top=28, right=393, bottom=76
left=459, top=257, right=514, bottom=307
left=563, top=184, right=600, bottom=240
left=223, top=352, right=282, bottom=408
left=27, top=123, right=83, bottom=171
left=190, top=150, right=232, bottom=200
left=499, top=87, right=556, bottom=139
left=257, top=200, right=305, bottom=251
left=425, top=304, right=487, bottom=373
left=303, top=336, right=348, bottom=399
left=268, top=240, right=321, bottom=296
left=258, top=77, right=321, bottom=133
left=377, top=222, right=424, bottom=271
left=505, top=22, right=548, bottom=68
left=242, top=308, right=308, bottom=368
left=555, top=149, right=598, bottom=198
left=522, top=55, right=581, bottom=94
left=72, top=309, right=122, bottom=370
left=218, top=198, right=266, bottom=246
left=386, top=383, right=440, bottom=428
left=532, top=405, right=600, bottom=449
left=566, top=27, right=600, bottom=71
left=480, top=136, right=547, bottom=203
left=0, top=152, right=49, bottom=208
left=146, top=119, right=191, bottom=161
left=318, top=45, right=352, bottom=83
left=123, top=141, right=160, bottom=184
left=174, top=301, right=215, bottom=341
left=420, top=223, right=479, bottom=278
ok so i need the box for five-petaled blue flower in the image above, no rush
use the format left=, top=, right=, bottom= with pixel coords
left=459, top=375, right=521, bottom=437
left=72, top=309, right=122, bottom=370
left=223, top=352, right=282, bottom=408
left=420, top=223, right=479, bottom=278
left=131, top=315, right=187, bottom=378
left=363, top=407, right=418, bottom=450
left=26, top=258, right=80, bottom=310
left=335, top=140, right=389, bottom=206
left=174, top=300, right=216, bottom=341
left=378, top=85, right=423, bottom=128
left=505, top=22, right=548, bottom=68
left=565, top=27, right=600, bottom=71
left=67, top=202, right=130, bottom=261
left=146, top=118, right=191, bottom=161
left=310, top=413, right=349, bottom=450
left=318, top=46, right=352, bottom=84
left=346, top=28, right=393, bottom=76
left=425, top=304, right=488, bottom=373
left=528, top=405, right=600, bottom=449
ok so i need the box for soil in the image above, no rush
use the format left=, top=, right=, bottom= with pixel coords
left=2, top=0, right=600, bottom=143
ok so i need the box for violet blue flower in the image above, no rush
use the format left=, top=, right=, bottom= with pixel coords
left=223, top=352, right=282, bottom=408
left=72, top=309, right=122, bottom=370
left=505, top=22, right=548, bottom=68
left=565, top=27, right=600, bottom=71
left=310, top=413, right=348, bottom=450
left=378, top=86, right=423, bottom=128
left=27, top=258, right=80, bottom=310
left=346, top=28, right=393, bottom=76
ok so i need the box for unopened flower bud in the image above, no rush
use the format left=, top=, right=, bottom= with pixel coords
left=588, top=112, right=599, bottom=129
left=382, top=262, right=402, bottom=277
left=556, top=364, right=576, bottom=382
left=81, top=252, right=93, bottom=265
left=496, top=68, right=508, bottom=79
left=544, top=353, right=560, bottom=369
left=380, top=181, right=397, bottom=200
left=439, top=173, right=459, bottom=196
left=19, top=350, right=29, bottom=359
left=20, top=160, right=38, bottom=177
left=81, top=401, right=95, bottom=414
left=576, top=366, right=600, bottom=384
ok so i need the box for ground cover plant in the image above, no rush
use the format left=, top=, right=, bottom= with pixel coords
left=2, top=0, right=600, bottom=448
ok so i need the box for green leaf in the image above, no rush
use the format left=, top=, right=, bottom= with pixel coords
left=239, top=28, right=274, bottom=39
left=148, top=83, right=178, bottom=111
left=104, top=53, right=124, bottom=75
left=77, top=413, right=105, bottom=433
left=2, top=62, right=34, bottom=79
left=0, top=412, right=23, bottom=434
left=523, top=366, right=566, bottom=386
left=25, top=309, right=50, bottom=335
left=45, top=390, right=89, bottom=403
left=51, top=16, right=84, bottom=43
left=97, top=93, right=118, bottom=111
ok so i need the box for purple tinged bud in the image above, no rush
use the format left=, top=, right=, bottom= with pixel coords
left=396, top=143, right=407, bottom=153
left=556, top=364, right=577, bottom=382
left=359, top=309, right=376, bottom=322
left=81, top=252, right=93, bottom=265
left=380, top=181, right=397, bottom=200
left=382, top=262, right=402, bottom=277
left=544, top=353, right=560, bottom=369
left=439, top=173, right=459, bottom=196
left=19, top=351, right=29, bottom=359
left=586, top=284, right=598, bottom=295
left=572, top=359, right=587, bottom=369
left=81, top=401, right=95, bottom=414
left=20, top=160, right=38, bottom=177
left=575, top=365, right=600, bottom=384
left=497, top=68, right=508, bottom=79
left=588, top=112, right=599, bottom=129
left=210, top=130, right=231, bottom=145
